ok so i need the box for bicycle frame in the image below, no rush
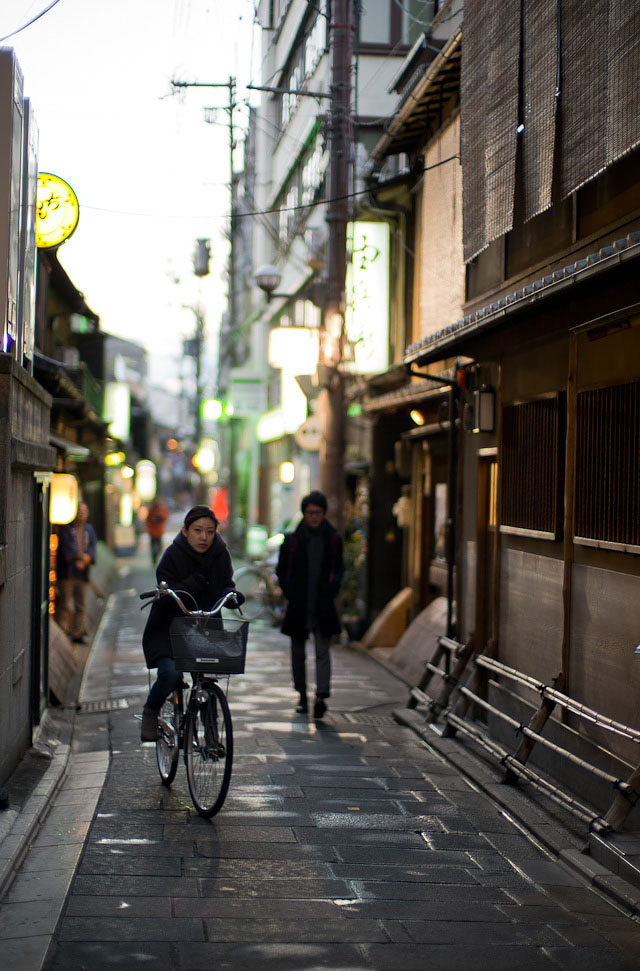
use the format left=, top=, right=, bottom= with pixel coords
left=140, top=583, right=243, bottom=817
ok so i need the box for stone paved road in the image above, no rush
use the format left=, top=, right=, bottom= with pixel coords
left=8, top=560, right=640, bottom=971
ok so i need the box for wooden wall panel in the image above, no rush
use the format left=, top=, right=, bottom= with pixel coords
left=499, top=549, right=564, bottom=680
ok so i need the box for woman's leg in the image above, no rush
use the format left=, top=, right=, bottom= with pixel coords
left=146, top=656, right=182, bottom=710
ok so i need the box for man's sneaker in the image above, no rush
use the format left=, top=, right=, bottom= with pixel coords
left=313, top=697, right=327, bottom=719
left=141, top=705, right=159, bottom=742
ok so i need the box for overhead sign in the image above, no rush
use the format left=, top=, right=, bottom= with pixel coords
left=36, top=173, right=79, bottom=248
left=295, top=413, right=322, bottom=451
left=345, top=221, right=390, bottom=374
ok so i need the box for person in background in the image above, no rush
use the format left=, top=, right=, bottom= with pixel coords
left=140, top=505, right=243, bottom=742
left=276, top=490, right=344, bottom=719
left=57, top=502, right=97, bottom=645
left=145, top=496, right=169, bottom=565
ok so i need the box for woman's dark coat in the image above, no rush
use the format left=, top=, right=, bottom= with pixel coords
left=142, top=530, right=236, bottom=668
left=276, top=518, right=344, bottom=639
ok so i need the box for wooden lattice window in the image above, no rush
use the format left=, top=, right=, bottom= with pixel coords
left=500, top=395, right=564, bottom=539
left=575, top=381, right=640, bottom=553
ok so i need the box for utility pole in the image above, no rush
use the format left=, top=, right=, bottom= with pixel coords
left=320, top=0, right=353, bottom=534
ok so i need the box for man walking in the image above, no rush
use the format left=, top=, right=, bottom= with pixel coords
left=277, top=490, right=344, bottom=718
left=57, top=502, right=97, bottom=644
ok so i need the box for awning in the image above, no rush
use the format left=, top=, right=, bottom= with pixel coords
left=49, top=435, right=92, bottom=460
left=364, top=378, right=449, bottom=414
left=405, top=230, right=640, bottom=367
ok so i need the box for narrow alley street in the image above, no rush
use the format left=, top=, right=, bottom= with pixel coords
left=1, top=549, right=639, bottom=971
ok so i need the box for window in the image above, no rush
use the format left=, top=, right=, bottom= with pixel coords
left=277, top=129, right=327, bottom=244
left=279, top=11, right=327, bottom=130
left=500, top=395, right=564, bottom=539
left=360, top=0, right=391, bottom=44
left=574, top=381, right=640, bottom=552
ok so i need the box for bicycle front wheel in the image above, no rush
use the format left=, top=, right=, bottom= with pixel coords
left=233, top=565, right=270, bottom=620
left=184, top=681, right=233, bottom=817
left=156, top=692, right=180, bottom=785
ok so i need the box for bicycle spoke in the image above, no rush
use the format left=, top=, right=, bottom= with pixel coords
left=156, top=694, right=180, bottom=785
left=184, top=682, right=233, bottom=816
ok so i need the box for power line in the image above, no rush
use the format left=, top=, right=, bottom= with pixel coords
left=0, top=0, right=63, bottom=42
left=80, top=154, right=458, bottom=222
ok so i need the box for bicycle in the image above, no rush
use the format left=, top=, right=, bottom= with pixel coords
left=233, top=557, right=283, bottom=624
left=139, top=582, right=249, bottom=817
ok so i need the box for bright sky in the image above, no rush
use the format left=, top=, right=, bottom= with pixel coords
left=2, top=0, right=259, bottom=393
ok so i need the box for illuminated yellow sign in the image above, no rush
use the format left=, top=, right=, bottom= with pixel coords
left=36, top=173, right=79, bottom=248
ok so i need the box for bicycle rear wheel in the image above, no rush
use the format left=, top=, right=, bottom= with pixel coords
left=184, top=680, right=233, bottom=817
left=156, top=692, right=180, bottom=785
left=233, top=565, right=270, bottom=620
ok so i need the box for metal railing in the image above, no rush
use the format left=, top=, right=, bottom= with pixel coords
left=405, top=637, right=640, bottom=834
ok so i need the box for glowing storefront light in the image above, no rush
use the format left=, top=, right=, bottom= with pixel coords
left=50, top=474, right=78, bottom=524
left=104, top=383, right=131, bottom=441
left=280, top=461, right=295, bottom=484
left=35, top=173, right=79, bottom=249
left=268, top=327, right=319, bottom=374
left=135, top=460, right=157, bottom=501
left=202, top=398, right=223, bottom=421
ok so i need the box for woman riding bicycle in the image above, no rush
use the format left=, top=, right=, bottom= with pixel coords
left=140, top=505, right=243, bottom=742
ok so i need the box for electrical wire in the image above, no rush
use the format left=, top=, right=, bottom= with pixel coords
left=80, top=154, right=458, bottom=222
left=0, top=0, right=63, bottom=42
left=391, top=0, right=435, bottom=28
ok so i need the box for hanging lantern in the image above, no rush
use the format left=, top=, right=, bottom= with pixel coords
left=50, top=474, right=78, bottom=524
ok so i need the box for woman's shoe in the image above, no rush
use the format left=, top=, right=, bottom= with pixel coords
left=141, top=704, right=159, bottom=741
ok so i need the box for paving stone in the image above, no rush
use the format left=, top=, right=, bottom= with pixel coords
left=2, top=935, right=51, bottom=971
left=173, top=941, right=374, bottom=971
left=71, top=874, right=200, bottom=897
left=202, top=917, right=389, bottom=943
left=338, top=899, right=512, bottom=921
left=64, top=895, right=172, bottom=918
left=172, top=897, right=346, bottom=919
left=544, top=946, right=640, bottom=971
left=333, top=863, right=486, bottom=884
left=352, top=879, right=510, bottom=901
left=57, top=915, right=205, bottom=942
left=399, top=918, right=568, bottom=946
left=77, top=852, right=182, bottom=876
left=194, top=839, right=339, bottom=862
left=46, top=941, right=176, bottom=970
left=196, top=876, right=353, bottom=898
left=361, top=942, right=563, bottom=970
left=183, top=858, right=333, bottom=879
left=3, top=868, right=76, bottom=903
left=163, top=823, right=298, bottom=842
left=292, top=827, right=430, bottom=847
left=334, top=845, right=472, bottom=866
left=19, top=843, right=82, bottom=873
left=0, top=897, right=62, bottom=939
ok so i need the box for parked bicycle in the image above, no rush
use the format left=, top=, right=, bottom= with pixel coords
left=233, top=555, right=283, bottom=624
left=139, top=582, right=249, bottom=817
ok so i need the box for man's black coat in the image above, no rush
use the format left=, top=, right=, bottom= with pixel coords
left=276, top=518, right=344, bottom=639
left=142, top=531, right=235, bottom=668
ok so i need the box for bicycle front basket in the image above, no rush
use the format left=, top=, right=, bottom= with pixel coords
left=169, top=616, right=249, bottom=674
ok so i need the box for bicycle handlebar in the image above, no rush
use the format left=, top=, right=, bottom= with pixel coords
left=139, top=582, right=243, bottom=617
